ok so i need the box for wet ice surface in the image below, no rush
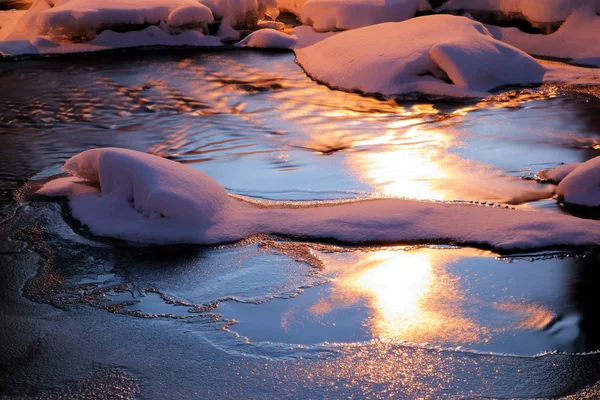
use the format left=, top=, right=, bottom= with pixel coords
left=2, top=50, right=600, bottom=398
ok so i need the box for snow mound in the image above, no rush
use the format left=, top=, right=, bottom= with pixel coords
left=550, top=156, right=600, bottom=207
left=277, top=0, right=307, bottom=15
left=35, top=0, right=214, bottom=39
left=537, top=163, right=581, bottom=184
left=299, top=0, right=430, bottom=31
left=490, top=5, right=600, bottom=67
left=295, top=15, right=545, bottom=97
left=37, top=148, right=233, bottom=242
left=38, top=148, right=600, bottom=250
left=167, top=4, right=214, bottom=29
left=237, top=28, right=296, bottom=48
left=438, top=0, right=600, bottom=24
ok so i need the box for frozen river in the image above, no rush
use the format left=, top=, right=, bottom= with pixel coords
left=1, top=50, right=600, bottom=398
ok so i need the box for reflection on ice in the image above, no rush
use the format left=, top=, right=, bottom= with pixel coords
left=220, top=246, right=589, bottom=355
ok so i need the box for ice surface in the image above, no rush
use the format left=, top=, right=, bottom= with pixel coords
left=299, top=0, right=430, bottom=31
left=38, top=148, right=600, bottom=251
left=489, top=5, right=600, bottom=67
left=237, top=28, right=296, bottom=48
left=295, top=15, right=545, bottom=97
left=553, top=156, right=600, bottom=207
left=438, top=0, right=600, bottom=24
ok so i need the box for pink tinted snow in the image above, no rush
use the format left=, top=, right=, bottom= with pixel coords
left=38, top=148, right=600, bottom=250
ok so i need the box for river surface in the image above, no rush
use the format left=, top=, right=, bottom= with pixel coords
left=1, top=50, right=600, bottom=399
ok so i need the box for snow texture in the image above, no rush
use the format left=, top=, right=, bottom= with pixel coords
left=488, top=5, right=600, bottom=67
left=537, top=163, right=581, bottom=184
left=38, top=148, right=600, bottom=251
left=438, top=0, right=600, bottom=23
left=300, top=0, right=430, bottom=31
left=291, top=25, right=337, bottom=48
left=550, top=156, right=600, bottom=207
left=276, top=0, right=307, bottom=15
left=0, top=0, right=281, bottom=56
left=237, top=28, right=296, bottom=48
left=295, top=15, right=546, bottom=97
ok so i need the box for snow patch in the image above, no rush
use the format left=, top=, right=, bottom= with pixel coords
left=549, top=156, right=600, bottom=207
left=537, top=163, right=581, bottom=184
left=438, top=0, right=600, bottom=24
left=237, top=28, right=296, bottom=48
left=294, top=15, right=545, bottom=97
left=299, top=0, right=430, bottom=31
left=38, top=148, right=600, bottom=251
left=291, top=24, right=337, bottom=48
left=489, top=5, right=600, bottom=67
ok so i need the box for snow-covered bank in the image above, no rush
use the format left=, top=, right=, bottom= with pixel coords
left=295, top=15, right=546, bottom=98
left=237, top=28, right=296, bottom=48
left=436, top=0, right=600, bottom=25
left=0, top=0, right=281, bottom=56
left=489, top=6, right=600, bottom=67
left=38, top=148, right=600, bottom=251
left=299, top=0, right=430, bottom=31
left=541, top=156, right=600, bottom=207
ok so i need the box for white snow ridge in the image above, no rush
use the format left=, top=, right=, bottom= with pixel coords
left=38, top=148, right=600, bottom=251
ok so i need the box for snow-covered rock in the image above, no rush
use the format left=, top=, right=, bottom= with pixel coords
left=489, top=5, right=600, bottom=67
left=167, top=4, right=214, bottom=31
left=38, top=148, right=600, bottom=250
left=537, top=163, right=581, bottom=184
left=277, top=0, right=307, bottom=15
left=437, top=0, right=600, bottom=24
left=295, top=15, right=545, bottom=98
left=237, top=28, right=296, bottom=48
left=542, top=156, right=600, bottom=207
left=33, top=0, right=213, bottom=39
left=299, top=0, right=430, bottom=31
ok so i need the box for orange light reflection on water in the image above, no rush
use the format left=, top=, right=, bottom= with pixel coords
left=311, top=249, right=492, bottom=345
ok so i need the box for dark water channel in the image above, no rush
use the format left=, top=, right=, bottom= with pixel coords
left=1, top=50, right=600, bottom=398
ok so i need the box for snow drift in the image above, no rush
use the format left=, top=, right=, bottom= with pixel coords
left=237, top=28, right=296, bottom=49
left=489, top=5, right=600, bottom=67
left=299, top=0, right=430, bottom=32
left=37, top=148, right=600, bottom=251
left=294, top=15, right=546, bottom=97
left=541, top=156, right=600, bottom=207
left=437, top=0, right=600, bottom=24
left=0, top=0, right=280, bottom=56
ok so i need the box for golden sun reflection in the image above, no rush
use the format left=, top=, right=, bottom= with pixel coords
left=348, top=120, right=554, bottom=204
left=311, top=249, right=491, bottom=345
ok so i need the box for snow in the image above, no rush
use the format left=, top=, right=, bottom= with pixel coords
left=537, top=163, right=581, bottom=184
left=488, top=5, right=600, bottom=67
left=277, top=0, right=307, bottom=15
left=237, top=28, right=296, bottom=48
left=295, top=15, right=545, bottom=98
left=166, top=4, right=214, bottom=28
left=291, top=25, right=337, bottom=48
left=299, top=0, right=430, bottom=31
left=38, top=148, right=600, bottom=251
left=0, top=25, right=222, bottom=56
left=89, top=26, right=221, bottom=49
left=0, top=0, right=283, bottom=56
left=437, top=0, right=600, bottom=24
left=34, top=0, right=213, bottom=39
left=546, top=156, right=600, bottom=207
